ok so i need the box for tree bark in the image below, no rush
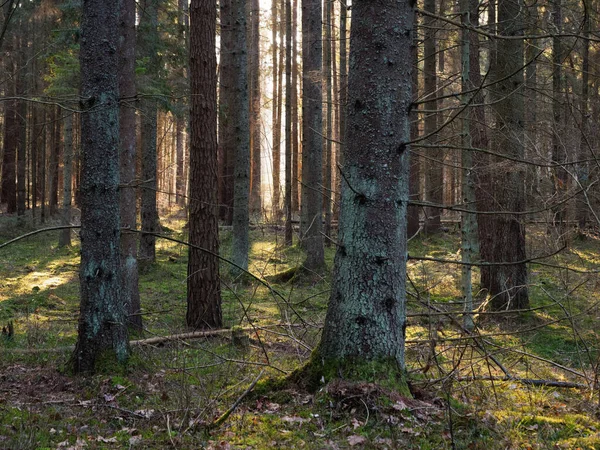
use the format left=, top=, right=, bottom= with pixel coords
left=479, top=0, right=529, bottom=310
left=284, top=0, right=293, bottom=246
left=72, top=0, right=128, bottom=373
left=423, top=0, right=442, bottom=233
left=119, top=0, right=142, bottom=330
left=138, top=0, right=160, bottom=265
left=577, top=0, right=591, bottom=229
left=222, top=0, right=251, bottom=275
left=249, top=0, right=262, bottom=218
left=322, top=0, right=333, bottom=245
left=59, top=114, right=73, bottom=247
left=16, top=28, right=27, bottom=217
left=300, top=0, right=324, bottom=269
left=187, top=0, right=222, bottom=329
left=291, top=0, right=300, bottom=213
left=407, top=9, right=420, bottom=237
left=49, top=106, right=60, bottom=216
left=2, top=40, right=17, bottom=214
left=319, top=0, right=413, bottom=374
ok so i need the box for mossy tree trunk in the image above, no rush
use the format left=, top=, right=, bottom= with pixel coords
left=119, top=0, right=142, bottom=330
left=318, top=0, right=413, bottom=377
left=72, top=0, right=128, bottom=373
left=187, top=0, right=222, bottom=329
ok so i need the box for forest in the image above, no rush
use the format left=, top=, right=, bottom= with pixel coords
left=2, top=0, right=600, bottom=448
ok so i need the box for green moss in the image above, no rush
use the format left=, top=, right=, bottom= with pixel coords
left=290, top=348, right=411, bottom=396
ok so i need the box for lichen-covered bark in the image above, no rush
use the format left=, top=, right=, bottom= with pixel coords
left=72, top=0, right=128, bottom=373
left=479, top=0, right=528, bottom=310
left=187, top=0, right=222, bottom=329
left=319, top=0, right=413, bottom=369
left=300, top=0, right=324, bottom=269
left=119, top=0, right=142, bottom=330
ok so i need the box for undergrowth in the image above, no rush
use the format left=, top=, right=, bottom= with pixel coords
left=1, top=212, right=600, bottom=448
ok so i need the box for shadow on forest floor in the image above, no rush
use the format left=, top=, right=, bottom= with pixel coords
left=1, top=212, right=600, bottom=448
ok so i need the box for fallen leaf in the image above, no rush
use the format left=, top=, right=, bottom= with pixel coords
left=134, top=409, right=155, bottom=419
left=347, top=435, right=366, bottom=446
left=282, top=415, right=308, bottom=424
left=96, top=436, right=118, bottom=443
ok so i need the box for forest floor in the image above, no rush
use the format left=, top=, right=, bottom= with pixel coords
left=2, top=211, right=600, bottom=449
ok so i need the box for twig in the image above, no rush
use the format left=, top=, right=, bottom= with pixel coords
left=210, top=369, right=264, bottom=428
left=420, top=375, right=588, bottom=389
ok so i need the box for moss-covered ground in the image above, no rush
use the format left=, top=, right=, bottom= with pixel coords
left=2, top=212, right=600, bottom=449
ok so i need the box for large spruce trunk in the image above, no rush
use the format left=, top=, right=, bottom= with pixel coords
left=72, top=0, right=128, bottom=373
left=319, top=0, right=413, bottom=370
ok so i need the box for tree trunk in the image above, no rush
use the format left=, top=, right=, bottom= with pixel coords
left=2, top=44, right=17, bottom=214
left=284, top=0, right=293, bottom=245
left=407, top=9, right=420, bottom=237
left=271, top=0, right=281, bottom=218
left=119, top=0, right=142, bottom=330
left=49, top=106, right=60, bottom=216
left=552, top=0, right=567, bottom=235
left=479, top=0, right=528, bottom=311
left=138, top=0, right=159, bottom=265
left=72, top=0, right=128, bottom=373
left=337, top=0, right=348, bottom=224
left=221, top=0, right=251, bottom=275
left=187, top=0, right=222, bottom=329
left=322, top=0, right=332, bottom=245
left=423, top=0, right=442, bottom=233
left=577, top=0, right=591, bottom=229
left=249, top=0, right=262, bottom=218
left=16, top=29, right=27, bottom=217
left=300, top=0, right=324, bottom=269
left=319, top=0, right=413, bottom=378
left=59, top=114, right=73, bottom=247
left=291, top=0, right=300, bottom=213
